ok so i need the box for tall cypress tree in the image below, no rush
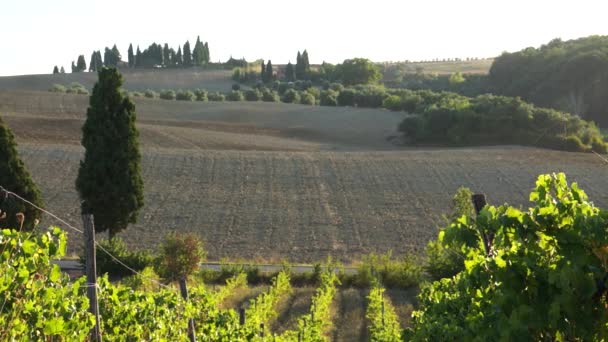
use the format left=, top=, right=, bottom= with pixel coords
left=203, top=42, right=210, bottom=63
left=261, top=59, right=266, bottom=82
left=76, top=68, right=144, bottom=238
left=136, top=46, right=142, bottom=67
left=76, top=55, right=87, bottom=72
left=89, top=52, right=97, bottom=72
left=193, top=36, right=202, bottom=66
left=60, top=66, right=65, bottom=74
left=266, top=60, right=273, bottom=83
left=176, top=46, right=183, bottom=66
left=302, top=50, right=310, bottom=79
left=53, top=66, right=59, bottom=74
left=0, top=115, right=43, bottom=230
left=285, top=61, right=295, bottom=82
left=295, top=51, right=303, bottom=80
left=71, top=61, right=77, bottom=73
left=183, top=41, right=192, bottom=66
left=128, top=44, right=134, bottom=67
left=163, top=43, right=170, bottom=67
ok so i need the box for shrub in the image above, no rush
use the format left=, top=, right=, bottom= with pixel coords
left=121, top=266, right=160, bottom=292
left=84, top=237, right=154, bottom=277
left=300, top=92, right=315, bottom=105
left=262, top=90, right=279, bottom=102
left=194, top=89, right=208, bottom=101
left=320, top=90, right=338, bottom=106
left=49, top=84, right=66, bottom=93
left=337, top=89, right=357, bottom=106
left=226, top=90, right=244, bottom=101
left=232, top=83, right=241, bottom=91
left=208, top=92, right=225, bottom=101
left=154, top=232, right=206, bottom=282
left=159, top=89, right=176, bottom=100
left=591, top=136, right=608, bottom=154
left=245, top=89, right=261, bottom=101
left=383, top=95, right=403, bottom=111
left=130, top=91, right=143, bottom=98
left=278, top=82, right=292, bottom=95
left=176, top=89, right=195, bottom=101
left=306, top=87, right=321, bottom=99
left=330, top=83, right=344, bottom=92
left=144, top=89, right=157, bottom=98
left=281, top=89, right=300, bottom=104
left=322, top=81, right=331, bottom=90
left=354, top=252, right=423, bottom=288
left=353, top=86, right=387, bottom=108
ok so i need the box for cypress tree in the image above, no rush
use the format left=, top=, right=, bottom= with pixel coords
left=193, top=36, right=202, bottom=66
left=71, top=61, right=77, bottom=73
left=76, top=68, right=144, bottom=238
left=136, top=46, right=142, bottom=67
left=60, top=66, right=65, bottom=74
left=176, top=46, right=183, bottom=66
left=76, top=55, right=87, bottom=72
left=261, top=59, right=266, bottom=82
left=302, top=50, right=310, bottom=79
left=89, top=52, right=97, bottom=72
left=53, top=66, right=59, bottom=74
left=183, top=41, right=192, bottom=66
left=163, top=43, right=170, bottom=67
left=204, top=42, right=210, bottom=63
left=295, top=51, right=303, bottom=80
left=266, top=60, right=273, bottom=83
left=128, top=43, right=134, bottom=67
left=0, top=116, right=43, bottom=230
left=285, top=61, right=295, bottom=82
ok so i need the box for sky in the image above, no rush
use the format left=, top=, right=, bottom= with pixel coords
left=1, top=0, right=607, bottom=76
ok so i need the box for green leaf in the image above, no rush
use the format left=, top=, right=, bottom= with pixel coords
left=43, top=317, right=65, bottom=334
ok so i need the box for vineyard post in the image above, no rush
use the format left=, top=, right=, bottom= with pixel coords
left=82, top=214, right=102, bottom=342
left=179, top=278, right=197, bottom=342
left=472, top=194, right=491, bottom=256
left=239, top=307, right=245, bottom=325
left=260, top=323, right=265, bottom=337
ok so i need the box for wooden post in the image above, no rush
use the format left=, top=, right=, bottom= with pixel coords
left=471, top=194, right=491, bottom=256
left=179, top=278, right=197, bottom=342
left=82, top=214, right=102, bottom=342
left=381, top=299, right=385, bottom=327
left=259, top=323, right=265, bottom=337
left=239, top=308, right=246, bottom=326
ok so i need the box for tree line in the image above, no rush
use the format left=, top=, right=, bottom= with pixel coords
left=52, top=36, right=211, bottom=74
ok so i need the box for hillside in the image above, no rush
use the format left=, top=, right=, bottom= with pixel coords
left=0, top=68, right=234, bottom=92
left=1, top=88, right=607, bottom=261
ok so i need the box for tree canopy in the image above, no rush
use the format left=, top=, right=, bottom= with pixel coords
left=335, top=58, right=381, bottom=86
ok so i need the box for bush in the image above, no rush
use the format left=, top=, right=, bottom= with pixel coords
left=330, top=83, right=344, bottom=92
left=154, top=232, right=206, bottom=282
left=383, top=95, right=403, bottom=111
left=320, top=90, right=338, bottom=106
left=49, top=84, right=66, bottom=93
left=226, top=90, right=244, bottom=101
left=278, top=82, right=292, bottom=95
left=262, top=90, right=279, bottom=102
left=353, top=86, right=387, bottom=108
left=121, top=266, right=160, bottom=292
left=232, top=83, right=241, bottom=91
left=144, top=89, right=157, bottom=98
left=354, top=252, right=423, bottom=288
left=306, top=87, right=321, bottom=99
left=130, top=91, right=143, bottom=98
left=300, top=92, right=315, bottom=105
left=176, top=89, right=195, bottom=101
left=337, top=89, right=357, bottom=106
left=245, top=89, right=261, bottom=101
left=281, top=89, right=300, bottom=104
left=208, top=92, right=225, bottom=102
left=84, top=237, right=154, bottom=277
left=194, top=89, right=208, bottom=101
left=159, top=89, right=176, bottom=100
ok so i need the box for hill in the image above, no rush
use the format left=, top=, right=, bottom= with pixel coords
left=1, top=88, right=607, bottom=262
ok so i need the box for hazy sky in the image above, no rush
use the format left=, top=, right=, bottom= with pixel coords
left=1, top=0, right=607, bottom=76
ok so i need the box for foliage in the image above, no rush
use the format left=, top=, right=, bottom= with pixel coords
left=337, top=89, right=357, bottom=106
left=395, top=90, right=608, bottom=153
left=0, top=228, right=94, bottom=340
left=226, top=90, right=244, bottom=102
left=232, top=83, right=241, bottom=91
left=208, top=92, right=226, bottom=102
left=320, top=90, right=338, bottom=106
left=86, top=236, right=153, bottom=277
left=160, top=89, right=176, bottom=100
left=490, top=35, right=608, bottom=126
left=194, top=88, right=208, bottom=101
left=154, top=232, right=206, bottom=282
left=262, top=90, right=279, bottom=102
left=0, top=116, right=43, bottom=230
left=144, top=89, right=157, bottom=98
left=76, top=67, right=144, bottom=237
left=176, top=89, right=196, bottom=101
left=121, top=266, right=161, bottom=292
left=245, top=89, right=261, bottom=101
left=281, top=89, right=300, bottom=104
left=334, top=58, right=381, bottom=86
left=300, top=92, right=316, bottom=105
left=354, top=252, right=423, bottom=288
left=244, top=271, right=292, bottom=337
left=407, top=173, right=608, bottom=341
left=366, top=287, right=402, bottom=342
left=49, top=83, right=66, bottom=93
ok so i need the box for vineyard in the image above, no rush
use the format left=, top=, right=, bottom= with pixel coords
left=0, top=227, right=410, bottom=341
